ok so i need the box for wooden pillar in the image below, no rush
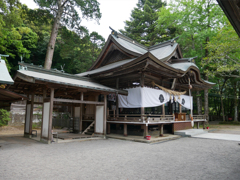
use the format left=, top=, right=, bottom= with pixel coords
left=79, top=92, right=83, bottom=133
left=72, top=106, right=75, bottom=131
left=116, top=78, right=119, bottom=117
left=107, top=123, right=110, bottom=134
left=40, top=90, right=46, bottom=138
left=124, top=124, right=127, bottom=136
left=94, top=95, right=98, bottom=133
left=162, top=104, right=165, bottom=116
left=24, top=94, right=30, bottom=137
left=103, top=94, right=107, bottom=136
left=144, top=124, right=148, bottom=138
left=159, top=124, right=164, bottom=136
left=48, top=88, right=54, bottom=142
left=179, top=104, right=182, bottom=113
left=29, top=92, right=35, bottom=136
left=140, top=73, right=145, bottom=120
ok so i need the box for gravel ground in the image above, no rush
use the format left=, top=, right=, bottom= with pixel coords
left=0, top=137, right=240, bottom=180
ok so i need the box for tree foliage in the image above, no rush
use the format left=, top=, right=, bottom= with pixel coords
left=120, top=0, right=177, bottom=46
left=203, top=22, right=240, bottom=78
left=157, top=0, right=225, bottom=68
left=0, top=2, right=105, bottom=75
left=33, top=0, right=102, bottom=69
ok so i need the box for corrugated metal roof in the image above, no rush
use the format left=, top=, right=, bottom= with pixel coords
left=16, top=69, right=127, bottom=95
left=77, top=58, right=136, bottom=76
left=150, top=43, right=178, bottom=61
left=0, top=60, right=14, bottom=84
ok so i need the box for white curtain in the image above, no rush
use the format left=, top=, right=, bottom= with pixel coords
left=176, top=95, right=193, bottom=110
left=118, top=87, right=193, bottom=109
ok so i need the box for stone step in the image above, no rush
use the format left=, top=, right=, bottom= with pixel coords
left=174, top=129, right=208, bottom=137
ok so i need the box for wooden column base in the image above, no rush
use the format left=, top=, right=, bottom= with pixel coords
left=160, top=124, right=164, bottom=137
left=124, top=124, right=127, bottom=136
left=144, top=124, right=148, bottom=138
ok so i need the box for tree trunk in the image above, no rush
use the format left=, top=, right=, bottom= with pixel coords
left=219, top=78, right=228, bottom=121
left=234, top=81, right=238, bottom=122
left=204, top=88, right=209, bottom=121
left=197, top=91, right=201, bottom=115
left=44, top=1, right=63, bottom=70
left=220, top=95, right=225, bottom=121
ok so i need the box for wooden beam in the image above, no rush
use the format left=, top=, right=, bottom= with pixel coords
left=53, top=98, right=104, bottom=105
left=171, top=78, right=176, bottom=90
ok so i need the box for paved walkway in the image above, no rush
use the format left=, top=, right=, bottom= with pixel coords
left=193, top=133, right=240, bottom=141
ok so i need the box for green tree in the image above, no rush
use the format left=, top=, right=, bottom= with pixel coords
left=157, top=0, right=226, bottom=120
left=0, top=1, right=38, bottom=72
left=120, top=0, right=171, bottom=46
left=33, top=0, right=102, bottom=70
left=89, top=31, right=105, bottom=64
left=203, top=22, right=240, bottom=121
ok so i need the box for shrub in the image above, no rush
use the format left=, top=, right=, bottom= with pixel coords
left=0, top=109, right=11, bottom=126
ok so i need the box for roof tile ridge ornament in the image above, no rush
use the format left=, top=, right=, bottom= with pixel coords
left=109, top=26, right=118, bottom=38
left=148, top=36, right=179, bottom=51
left=109, top=26, right=148, bottom=50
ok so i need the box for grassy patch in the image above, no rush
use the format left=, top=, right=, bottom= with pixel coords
left=32, top=122, right=41, bottom=129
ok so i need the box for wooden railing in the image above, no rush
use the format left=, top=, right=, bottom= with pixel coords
left=192, top=115, right=206, bottom=120
left=108, top=114, right=175, bottom=122
left=107, top=112, right=206, bottom=123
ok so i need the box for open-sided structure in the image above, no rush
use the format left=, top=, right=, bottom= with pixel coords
left=7, top=62, right=127, bottom=143
left=77, top=29, right=214, bottom=137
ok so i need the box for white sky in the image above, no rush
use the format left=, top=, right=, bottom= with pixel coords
left=19, top=0, right=139, bottom=40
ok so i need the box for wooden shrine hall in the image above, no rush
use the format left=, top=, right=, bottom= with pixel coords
left=77, top=28, right=215, bottom=137
left=7, top=28, right=214, bottom=142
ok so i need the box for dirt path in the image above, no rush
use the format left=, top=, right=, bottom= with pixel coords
left=0, top=126, right=41, bottom=136
left=1, top=123, right=240, bottom=136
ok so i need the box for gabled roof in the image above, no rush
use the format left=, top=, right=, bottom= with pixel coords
left=0, top=60, right=14, bottom=85
left=78, top=58, right=136, bottom=77
left=88, top=29, right=183, bottom=71
left=14, top=62, right=128, bottom=95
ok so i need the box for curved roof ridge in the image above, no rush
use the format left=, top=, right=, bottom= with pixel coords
left=116, top=33, right=148, bottom=50
left=148, top=37, right=179, bottom=51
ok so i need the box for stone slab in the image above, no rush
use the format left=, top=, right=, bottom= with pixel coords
left=193, top=133, right=240, bottom=141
